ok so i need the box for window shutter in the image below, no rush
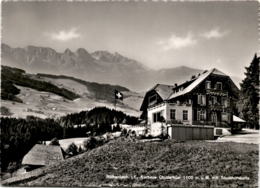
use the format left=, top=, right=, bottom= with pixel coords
left=202, top=95, right=206, bottom=105
left=198, top=95, right=201, bottom=104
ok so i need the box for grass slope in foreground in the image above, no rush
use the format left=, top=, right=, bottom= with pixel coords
left=16, top=139, right=258, bottom=188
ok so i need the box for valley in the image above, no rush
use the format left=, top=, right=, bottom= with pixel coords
left=1, top=66, right=143, bottom=118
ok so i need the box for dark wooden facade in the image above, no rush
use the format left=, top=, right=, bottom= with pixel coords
left=140, top=68, right=239, bottom=127
left=174, top=74, right=238, bottom=127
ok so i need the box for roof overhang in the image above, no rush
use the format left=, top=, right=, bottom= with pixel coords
left=233, top=115, right=246, bottom=122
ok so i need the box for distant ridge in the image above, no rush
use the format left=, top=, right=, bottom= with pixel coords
left=1, top=65, right=143, bottom=118
left=2, top=43, right=211, bottom=91
left=1, top=65, right=130, bottom=103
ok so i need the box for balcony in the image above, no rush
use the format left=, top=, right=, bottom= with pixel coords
left=193, top=121, right=229, bottom=127
left=208, top=104, right=225, bottom=111
left=205, top=89, right=228, bottom=97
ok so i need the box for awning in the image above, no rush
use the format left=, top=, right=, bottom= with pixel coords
left=233, top=115, right=246, bottom=123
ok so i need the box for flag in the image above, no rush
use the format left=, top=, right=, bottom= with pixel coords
left=115, top=90, right=123, bottom=100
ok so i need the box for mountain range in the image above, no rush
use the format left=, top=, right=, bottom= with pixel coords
left=1, top=43, right=243, bottom=118
left=2, top=43, right=207, bottom=92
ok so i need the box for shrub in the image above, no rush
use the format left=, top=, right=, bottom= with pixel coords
left=121, top=128, right=128, bottom=137
left=83, top=137, right=98, bottom=150
left=49, top=137, right=60, bottom=146
left=130, top=130, right=136, bottom=138
left=112, top=124, right=121, bottom=132
left=159, top=132, right=169, bottom=140
left=0, top=106, right=13, bottom=116
left=78, top=145, right=83, bottom=153
left=65, top=142, right=78, bottom=156
left=83, top=136, right=106, bottom=151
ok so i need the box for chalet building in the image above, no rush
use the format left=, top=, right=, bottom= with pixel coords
left=22, top=144, right=64, bottom=172
left=140, top=68, right=239, bottom=128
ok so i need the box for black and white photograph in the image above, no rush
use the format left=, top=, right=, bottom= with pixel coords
left=0, top=1, right=259, bottom=187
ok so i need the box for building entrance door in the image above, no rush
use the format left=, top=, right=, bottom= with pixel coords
left=211, top=112, right=217, bottom=125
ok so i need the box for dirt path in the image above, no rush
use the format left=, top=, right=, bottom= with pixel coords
left=211, top=129, right=259, bottom=144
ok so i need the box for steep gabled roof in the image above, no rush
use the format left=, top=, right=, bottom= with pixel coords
left=140, top=68, right=239, bottom=111
left=140, top=84, right=168, bottom=111
left=22, top=144, right=64, bottom=166
left=168, top=68, right=237, bottom=99
left=168, top=69, right=213, bottom=99
left=152, top=84, right=176, bottom=100
left=210, top=68, right=226, bottom=76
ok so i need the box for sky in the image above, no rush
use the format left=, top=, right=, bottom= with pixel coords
left=1, top=1, right=258, bottom=77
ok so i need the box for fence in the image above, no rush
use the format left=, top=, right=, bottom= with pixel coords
left=167, top=125, right=214, bottom=141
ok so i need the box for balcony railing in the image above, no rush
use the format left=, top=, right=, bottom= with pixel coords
left=208, top=103, right=229, bottom=111
left=193, top=121, right=229, bottom=127
left=206, top=89, right=228, bottom=96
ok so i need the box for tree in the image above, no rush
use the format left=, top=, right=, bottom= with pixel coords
left=0, top=106, right=13, bottom=116
left=0, top=117, right=63, bottom=172
left=49, top=137, right=60, bottom=146
left=239, top=54, right=259, bottom=129
left=83, top=137, right=98, bottom=150
left=65, top=142, right=78, bottom=156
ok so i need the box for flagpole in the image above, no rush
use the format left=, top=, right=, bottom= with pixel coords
left=114, top=95, right=116, bottom=111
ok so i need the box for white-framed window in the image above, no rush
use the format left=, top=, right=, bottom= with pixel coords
left=221, top=97, right=228, bottom=107
left=211, top=112, right=217, bottom=123
left=153, top=111, right=163, bottom=122
left=216, top=82, right=222, bottom=90
left=205, top=81, right=211, bottom=89
left=170, top=109, right=176, bottom=120
left=221, top=112, right=228, bottom=121
left=198, top=94, right=206, bottom=106
left=197, top=110, right=206, bottom=121
left=183, top=110, right=188, bottom=121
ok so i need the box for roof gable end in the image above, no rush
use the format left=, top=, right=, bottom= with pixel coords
left=168, top=68, right=230, bottom=99
left=22, top=144, right=64, bottom=166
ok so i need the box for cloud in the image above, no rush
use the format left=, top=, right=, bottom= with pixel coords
left=46, top=27, right=81, bottom=42
left=158, top=32, right=197, bottom=51
left=201, top=28, right=229, bottom=39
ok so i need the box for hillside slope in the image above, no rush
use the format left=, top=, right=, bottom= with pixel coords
left=1, top=66, right=79, bottom=102
left=7, top=139, right=258, bottom=188
left=35, top=73, right=129, bottom=102
left=1, top=66, right=143, bottom=118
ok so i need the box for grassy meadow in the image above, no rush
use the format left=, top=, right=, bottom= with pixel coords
left=9, top=138, right=258, bottom=188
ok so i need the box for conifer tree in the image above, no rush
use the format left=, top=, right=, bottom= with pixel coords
left=239, top=54, right=259, bottom=129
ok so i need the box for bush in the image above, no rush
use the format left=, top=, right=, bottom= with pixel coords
left=49, top=138, right=60, bottom=146
left=159, top=133, right=169, bottom=140
left=83, top=137, right=98, bottom=150
left=83, top=136, right=106, bottom=151
left=65, top=142, right=78, bottom=156
left=78, top=146, right=83, bottom=153
left=0, top=106, right=13, bottom=116
left=121, top=128, right=128, bottom=137
left=112, top=124, right=121, bottom=132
